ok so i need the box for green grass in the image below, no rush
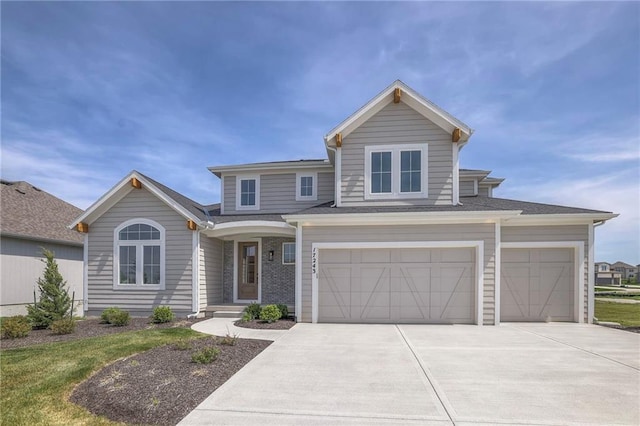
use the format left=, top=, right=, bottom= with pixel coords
left=1, top=327, right=204, bottom=425
left=595, top=300, right=640, bottom=327
left=598, top=294, right=640, bottom=301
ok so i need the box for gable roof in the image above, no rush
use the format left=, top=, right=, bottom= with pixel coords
left=1, top=180, right=84, bottom=245
left=324, top=80, right=473, bottom=148
left=69, top=171, right=214, bottom=229
left=611, top=261, right=635, bottom=269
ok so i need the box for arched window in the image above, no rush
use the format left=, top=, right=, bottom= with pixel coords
left=114, top=219, right=165, bottom=289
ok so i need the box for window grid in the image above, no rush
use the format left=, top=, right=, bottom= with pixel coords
left=371, top=151, right=392, bottom=193
left=300, top=176, right=313, bottom=197
left=400, top=150, right=421, bottom=193
left=282, top=242, right=296, bottom=264
left=115, top=221, right=163, bottom=289
left=240, top=179, right=256, bottom=206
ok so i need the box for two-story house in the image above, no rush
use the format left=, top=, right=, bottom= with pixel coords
left=610, top=261, right=637, bottom=281
left=594, top=262, right=622, bottom=286
left=70, top=81, right=616, bottom=325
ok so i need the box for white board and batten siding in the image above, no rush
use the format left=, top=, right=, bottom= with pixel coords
left=340, top=102, right=454, bottom=206
left=87, top=188, right=194, bottom=314
left=0, top=237, right=84, bottom=316
left=301, top=224, right=496, bottom=324
left=199, top=236, right=223, bottom=309
left=501, top=225, right=589, bottom=322
left=222, top=171, right=335, bottom=214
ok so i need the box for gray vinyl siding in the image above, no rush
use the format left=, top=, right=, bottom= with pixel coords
left=222, top=170, right=334, bottom=214
left=460, top=180, right=476, bottom=196
left=199, top=235, right=223, bottom=309
left=86, top=188, right=194, bottom=315
left=0, top=237, right=84, bottom=316
left=300, top=224, right=495, bottom=324
left=501, top=225, right=589, bottom=322
left=341, top=102, right=454, bottom=206
left=478, top=186, right=491, bottom=197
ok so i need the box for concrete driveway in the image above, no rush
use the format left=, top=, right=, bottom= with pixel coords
left=179, top=322, right=640, bottom=425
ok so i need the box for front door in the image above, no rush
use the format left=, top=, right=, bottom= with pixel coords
left=237, top=242, right=259, bottom=300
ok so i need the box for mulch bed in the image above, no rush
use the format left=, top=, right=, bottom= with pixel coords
left=598, top=324, right=640, bottom=334
left=70, top=336, right=271, bottom=426
left=0, top=317, right=206, bottom=350
left=234, top=318, right=296, bottom=330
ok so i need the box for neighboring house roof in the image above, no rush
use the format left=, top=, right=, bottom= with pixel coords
left=324, top=80, right=474, bottom=147
left=1, top=180, right=84, bottom=246
left=611, top=261, right=635, bottom=268
left=209, top=159, right=331, bottom=178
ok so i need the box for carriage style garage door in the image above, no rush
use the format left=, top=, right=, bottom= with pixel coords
left=317, top=247, right=475, bottom=324
left=501, top=248, right=575, bottom=322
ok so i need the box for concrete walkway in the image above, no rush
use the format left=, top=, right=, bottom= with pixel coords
left=191, top=317, right=290, bottom=341
left=181, top=321, right=640, bottom=425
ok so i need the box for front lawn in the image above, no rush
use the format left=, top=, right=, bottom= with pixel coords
left=1, top=327, right=202, bottom=425
left=595, top=300, right=640, bottom=327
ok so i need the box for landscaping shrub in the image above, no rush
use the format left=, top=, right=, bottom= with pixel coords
left=259, top=304, right=281, bottom=323
left=109, top=310, right=130, bottom=326
left=244, top=303, right=261, bottom=320
left=152, top=306, right=175, bottom=324
left=191, top=346, right=220, bottom=364
left=26, top=249, right=72, bottom=329
left=220, top=332, right=238, bottom=346
left=100, top=307, right=121, bottom=324
left=1, top=315, right=31, bottom=339
left=173, top=339, right=193, bottom=350
left=240, top=312, right=252, bottom=322
left=50, top=318, right=76, bottom=335
left=276, top=304, right=288, bottom=319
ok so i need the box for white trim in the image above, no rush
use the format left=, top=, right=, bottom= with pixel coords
left=502, top=213, right=617, bottom=226
left=364, top=144, right=428, bottom=200
left=501, top=241, right=585, bottom=323
left=488, top=186, right=493, bottom=197
left=473, top=179, right=478, bottom=196
left=311, top=240, right=485, bottom=325
left=192, top=231, right=200, bottom=312
left=209, top=161, right=332, bottom=177
left=282, top=242, right=296, bottom=265
left=494, top=221, right=501, bottom=325
left=204, top=221, right=295, bottom=238
left=335, top=148, right=342, bottom=207
left=588, top=223, right=594, bottom=324
left=233, top=238, right=262, bottom=303
left=295, top=224, right=302, bottom=321
left=220, top=176, right=225, bottom=215
left=113, top=218, right=166, bottom=290
left=452, top=142, right=459, bottom=205
left=296, top=172, right=318, bottom=201
left=235, top=175, right=260, bottom=211
left=83, top=234, right=89, bottom=312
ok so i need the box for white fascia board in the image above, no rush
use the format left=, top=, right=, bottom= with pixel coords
left=209, top=161, right=332, bottom=177
left=324, top=80, right=473, bottom=145
left=502, top=213, right=618, bottom=226
left=204, top=221, right=296, bottom=238
left=69, top=171, right=202, bottom=228
left=283, top=210, right=522, bottom=226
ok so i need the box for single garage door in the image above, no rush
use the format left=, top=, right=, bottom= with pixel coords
left=318, top=247, right=475, bottom=324
left=501, top=248, right=574, bottom=322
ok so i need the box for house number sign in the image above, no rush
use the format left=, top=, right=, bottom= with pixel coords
left=312, top=247, right=317, bottom=277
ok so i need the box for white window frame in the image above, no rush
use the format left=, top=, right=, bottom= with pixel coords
left=296, top=172, right=317, bottom=201
left=236, top=175, right=260, bottom=211
left=364, top=144, right=428, bottom=200
left=282, top=242, right=296, bottom=265
left=113, top=218, right=166, bottom=290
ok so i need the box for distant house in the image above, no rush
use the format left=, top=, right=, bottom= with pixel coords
left=594, top=262, right=622, bottom=286
left=0, top=180, right=84, bottom=316
left=610, top=261, right=637, bottom=281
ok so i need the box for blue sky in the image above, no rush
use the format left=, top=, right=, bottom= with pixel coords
left=2, top=2, right=639, bottom=264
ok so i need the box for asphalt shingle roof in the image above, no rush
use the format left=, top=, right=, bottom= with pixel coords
left=1, top=180, right=84, bottom=245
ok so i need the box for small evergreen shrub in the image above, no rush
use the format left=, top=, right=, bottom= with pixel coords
left=50, top=318, right=76, bottom=335
left=152, top=306, right=175, bottom=324
left=109, top=310, right=130, bottom=326
left=26, top=249, right=72, bottom=329
left=191, top=346, right=220, bottom=364
left=244, top=303, right=261, bottom=320
left=240, top=312, right=252, bottom=323
left=1, top=315, right=31, bottom=339
left=101, top=307, right=121, bottom=324
left=259, top=304, right=281, bottom=323
left=276, top=304, right=289, bottom=319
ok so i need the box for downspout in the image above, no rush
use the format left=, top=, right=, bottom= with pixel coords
left=326, top=145, right=340, bottom=208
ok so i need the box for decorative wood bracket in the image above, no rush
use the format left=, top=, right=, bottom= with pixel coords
left=393, top=88, right=402, bottom=103
left=76, top=222, right=89, bottom=233
left=452, top=128, right=462, bottom=143
left=335, top=133, right=343, bottom=148
left=131, top=177, right=142, bottom=189
left=187, top=220, right=197, bottom=231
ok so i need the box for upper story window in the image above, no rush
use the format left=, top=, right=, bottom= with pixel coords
left=364, top=144, right=428, bottom=200
left=236, top=175, right=260, bottom=210
left=114, top=219, right=165, bottom=290
left=296, top=172, right=318, bottom=201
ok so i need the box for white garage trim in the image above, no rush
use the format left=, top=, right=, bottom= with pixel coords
left=295, top=224, right=302, bottom=321
left=311, top=241, right=485, bottom=325
left=587, top=224, right=594, bottom=324
left=494, top=222, right=501, bottom=325
left=501, top=241, right=584, bottom=323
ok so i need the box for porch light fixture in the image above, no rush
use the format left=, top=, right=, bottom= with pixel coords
left=268, top=250, right=274, bottom=261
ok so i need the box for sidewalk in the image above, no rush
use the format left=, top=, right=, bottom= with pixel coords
left=191, top=317, right=292, bottom=341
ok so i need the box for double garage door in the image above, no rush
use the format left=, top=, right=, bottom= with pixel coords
left=317, top=247, right=476, bottom=324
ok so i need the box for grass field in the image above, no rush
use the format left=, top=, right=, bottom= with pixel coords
left=595, top=300, right=640, bottom=327
left=1, top=327, right=203, bottom=425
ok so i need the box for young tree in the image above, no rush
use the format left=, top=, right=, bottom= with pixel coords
left=26, top=248, right=72, bottom=328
